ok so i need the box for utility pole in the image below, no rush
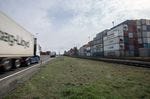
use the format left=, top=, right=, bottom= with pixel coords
left=88, top=36, right=90, bottom=42
left=112, top=21, right=114, bottom=27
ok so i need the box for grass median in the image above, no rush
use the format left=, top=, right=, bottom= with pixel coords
left=4, top=56, right=150, bottom=99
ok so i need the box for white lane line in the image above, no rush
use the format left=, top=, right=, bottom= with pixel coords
left=0, top=59, right=51, bottom=82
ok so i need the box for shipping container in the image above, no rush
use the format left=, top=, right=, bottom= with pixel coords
left=146, top=20, right=150, bottom=25
left=104, top=50, right=124, bottom=57
left=124, top=36, right=129, bottom=43
left=128, top=32, right=134, bottom=38
left=138, top=38, right=143, bottom=44
left=142, top=32, right=150, bottom=38
left=104, top=43, right=124, bottom=51
left=103, top=36, right=107, bottom=41
left=106, top=25, right=124, bottom=39
left=88, top=19, right=150, bottom=58
left=147, top=25, right=150, bottom=31
left=128, top=45, right=134, bottom=50
left=137, top=32, right=142, bottom=38
left=141, top=19, right=146, bottom=25
left=124, top=32, right=129, bottom=36
left=104, top=36, right=124, bottom=46
left=137, top=26, right=141, bottom=33
left=136, top=20, right=141, bottom=25
left=142, top=25, right=147, bottom=31
left=143, top=43, right=150, bottom=48
left=139, top=48, right=150, bottom=57
left=143, top=38, right=150, bottom=43
left=128, top=50, right=135, bottom=56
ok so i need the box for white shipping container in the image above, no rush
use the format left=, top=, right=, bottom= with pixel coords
left=128, top=33, right=133, bottom=38
left=104, top=43, right=124, bottom=51
left=143, top=38, right=150, bottom=43
left=142, top=19, right=146, bottom=25
left=136, top=20, right=141, bottom=25
left=146, top=20, right=150, bottom=25
left=104, top=37, right=124, bottom=46
left=107, top=24, right=124, bottom=39
left=123, top=24, right=128, bottom=31
left=103, top=36, right=107, bottom=41
left=0, top=12, right=34, bottom=57
left=142, top=25, right=147, bottom=30
left=147, top=32, right=150, bottom=37
left=142, top=32, right=150, bottom=38
left=142, top=32, right=147, bottom=38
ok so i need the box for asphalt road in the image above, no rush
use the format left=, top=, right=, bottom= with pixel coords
left=0, top=55, right=53, bottom=97
left=0, top=55, right=50, bottom=79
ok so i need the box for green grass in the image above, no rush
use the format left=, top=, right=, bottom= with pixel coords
left=4, top=57, right=150, bottom=99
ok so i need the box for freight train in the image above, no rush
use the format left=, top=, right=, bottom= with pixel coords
left=0, top=11, right=40, bottom=71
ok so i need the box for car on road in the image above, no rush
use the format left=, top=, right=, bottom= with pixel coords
left=30, top=56, right=40, bottom=64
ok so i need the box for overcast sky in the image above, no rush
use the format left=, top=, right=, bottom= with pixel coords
left=0, top=0, right=150, bottom=53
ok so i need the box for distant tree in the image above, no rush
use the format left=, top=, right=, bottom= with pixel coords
left=73, top=47, right=78, bottom=56
left=64, top=51, right=67, bottom=56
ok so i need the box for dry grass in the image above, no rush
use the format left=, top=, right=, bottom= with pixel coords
left=4, top=56, right=150, bottom=99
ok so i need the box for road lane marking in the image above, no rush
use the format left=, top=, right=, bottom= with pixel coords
left=0, top=59, right=51, bottom=82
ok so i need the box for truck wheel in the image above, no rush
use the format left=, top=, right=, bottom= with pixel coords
left=13, top=59, right=21, bottom=69
left=2, top=59, right=12, bottom=71
left=26, top=60, right=31, bottom=66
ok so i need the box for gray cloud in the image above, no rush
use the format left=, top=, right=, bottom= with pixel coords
left=0, top=0, right=150, bottom=53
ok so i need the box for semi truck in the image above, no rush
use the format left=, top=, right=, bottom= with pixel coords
left=0, top=11, right=40, bottom=71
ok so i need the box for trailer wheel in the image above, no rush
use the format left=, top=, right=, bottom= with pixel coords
left=13, top=59, right=21, bottom=69
left=2, top=59, right=12, bottom=71
left=27, top=61, right=30, bottom=66
left=26, top=59, right=31, bottom=66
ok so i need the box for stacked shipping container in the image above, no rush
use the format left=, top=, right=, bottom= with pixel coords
left=91, top=30, right=107, bottom=57
left=123, top=20, right=139, bottom=57
left=79, top=41, right=92, bottom=56
left=103, top=20, right=150, bottom=57
left=104, top=24, right=125, bottom=57
left=78, top=19, right=150, bottom=57
left=136, top=19, right=150, bottom=56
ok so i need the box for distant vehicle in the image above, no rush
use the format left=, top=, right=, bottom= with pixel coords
left=30, top=56, right=40, bottom=64
left=50, top=52, right=56, bottom=57
left=0, top=11, right=40, bottom=71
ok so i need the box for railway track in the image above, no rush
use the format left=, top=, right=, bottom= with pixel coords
left=0, top=55, right=52, bottom=98
left=98, top=58, right=150, bottom=67
left=72, top=56, right=150, bottom=68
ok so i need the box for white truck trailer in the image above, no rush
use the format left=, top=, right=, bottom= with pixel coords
left=0, top=12, right=40, bottom=71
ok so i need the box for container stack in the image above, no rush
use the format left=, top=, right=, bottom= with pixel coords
left=137, top=19, right=150, bottom=57
left=123, top=20, right=139, bottom=57
left=103, top=20, right=139, bottom=57
left=78, top=19, right=150, bottom=57
left=103, top=24, right=124, bottom=57
left=91, top=30, right=107, bottom=57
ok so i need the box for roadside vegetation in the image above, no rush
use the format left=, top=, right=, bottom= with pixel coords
left=4, top=57, right=150, bottom=99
